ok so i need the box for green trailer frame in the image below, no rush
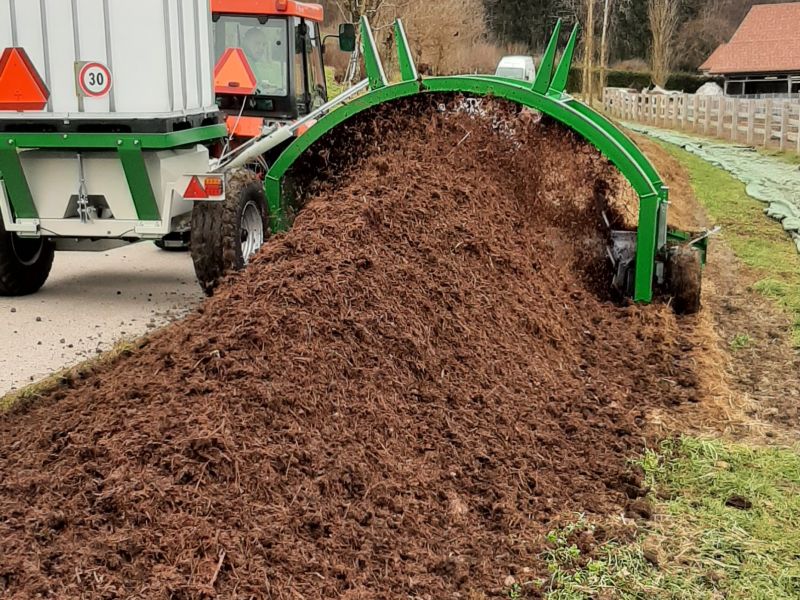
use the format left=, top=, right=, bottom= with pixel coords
left=265, top=18, right=677, bottom=304
left=0, top=125, right=226, bottom=223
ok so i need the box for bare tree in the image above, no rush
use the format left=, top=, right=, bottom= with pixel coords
left=648, top=0, right=680, bottom=87
left=400, top=0, right=488, bottom=75
left=582, top=0, right=595, bottom=104
left=598, top=0, right=613, bottom=94
left=333, top=0, right=393, bottom=83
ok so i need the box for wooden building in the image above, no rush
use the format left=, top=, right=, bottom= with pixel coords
left=700, top=3, right=800, bottom=98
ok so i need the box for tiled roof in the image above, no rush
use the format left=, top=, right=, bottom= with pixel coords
left=700, top=3, right=800, bottom=74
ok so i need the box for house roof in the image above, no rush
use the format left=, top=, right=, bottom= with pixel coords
left=700, top=3, right=800, bottom=75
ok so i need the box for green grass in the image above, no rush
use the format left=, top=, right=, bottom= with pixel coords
left=326, top=66, right=345, bottom=99
left=758, top=147, right=800, bottom=167
left=532, top=437, right=800, bottom=599
left=657, top=142, right=800, bottom=346
left=0, top=339, right=139, bottom=413
left=729, top=333, right=754, bottom=351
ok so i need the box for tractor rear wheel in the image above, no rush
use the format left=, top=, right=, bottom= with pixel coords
left=666, top=245, right=702, bottom=315
left=0, top=221, right=55, bottom=296
left=190, top=169, right=268, bottom=295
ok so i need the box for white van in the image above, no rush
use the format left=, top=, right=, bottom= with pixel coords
left=495, top=56, right=536, bottom=83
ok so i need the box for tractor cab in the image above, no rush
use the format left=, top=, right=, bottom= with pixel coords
left=211, top=0, right=352, bottom=139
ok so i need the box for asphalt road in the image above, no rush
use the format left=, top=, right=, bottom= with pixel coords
left=0, top=243, right=203, bottom=396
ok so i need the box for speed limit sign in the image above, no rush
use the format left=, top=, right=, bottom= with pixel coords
left=76, top=62, right=112, bottom=98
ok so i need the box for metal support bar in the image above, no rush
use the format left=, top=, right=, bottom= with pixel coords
left=264, top=176, right=285, bottom=233
left=117, top=143, right=160, bottom=222
left=634, top=191, right=662, bottom=303
left=360, top=16, right=387, bottom=90
left=0, top=124, right=226, bottom=150
left=0, top=143, right=37, bottom=219
left=394, top=20, right=418, bottom=82
left=219, top=79, right=370, bottom=171
left=549, top=24, right=579, bottom=97
left=532, top=19, right=562, bottom=94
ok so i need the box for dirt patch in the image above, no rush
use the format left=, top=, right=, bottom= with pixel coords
left=0, top=97, right=697, bottom=598
left=631, top=134, right=800, bottom=439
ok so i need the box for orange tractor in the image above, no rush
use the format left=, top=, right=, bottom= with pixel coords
left=185, top=0, right=356, bottom=291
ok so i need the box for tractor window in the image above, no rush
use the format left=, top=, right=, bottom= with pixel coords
left=293, top=20, right=306, bottom=102
left=306, top=22, right=327, bottom=109
left=213, top=16, right=289, bottom=97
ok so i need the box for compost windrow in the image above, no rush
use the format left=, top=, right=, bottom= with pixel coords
left=0, top=97, right=697, bottom=598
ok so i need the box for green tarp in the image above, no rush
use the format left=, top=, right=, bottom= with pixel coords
left=624, top=123, right=800, bottom=254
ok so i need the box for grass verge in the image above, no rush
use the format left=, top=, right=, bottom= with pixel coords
left=657, top=142, right=800, bottom=346
left=532, top=437, right=800, bottom=599
left=326, top=66, right=345, bottom=99
left=0, top=338, right=143, bottom=413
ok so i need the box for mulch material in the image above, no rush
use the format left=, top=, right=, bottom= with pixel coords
left=0, top=96, right=697, bottom=599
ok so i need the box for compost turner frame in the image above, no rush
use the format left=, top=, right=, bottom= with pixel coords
left=265, top=18, right=704, bottom=305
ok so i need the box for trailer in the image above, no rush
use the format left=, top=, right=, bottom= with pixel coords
left=0, top=0, right=220, bottom=294
left=0, top=0, right=355, bottom=295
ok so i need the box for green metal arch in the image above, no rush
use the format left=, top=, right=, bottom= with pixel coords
left=266, top=77, right=662, bottom=198
left=265, top=76, right=666, bottom=302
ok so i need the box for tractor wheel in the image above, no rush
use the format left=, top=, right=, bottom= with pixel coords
left=190, top=169, right=268, bottom=295
left=666, top=245, right=702, bottom=315
left=0, top=221, right=55, bottom=296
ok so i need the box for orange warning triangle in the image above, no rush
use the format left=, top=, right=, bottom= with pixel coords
left=0, top=48, right=49, bottom=111
left=214, top=48, right=258, bottom=96
left=183, top=176, right=208, bottom=199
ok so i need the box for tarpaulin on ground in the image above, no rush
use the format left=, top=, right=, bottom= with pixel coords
left=625, top=123, right=800, bottom=254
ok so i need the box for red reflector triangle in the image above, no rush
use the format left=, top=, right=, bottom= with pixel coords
left=0, top=48, right=50, bottom=111
left=214, top=48, right=258, bottom=95
left=184, top=176, right=208, bottom=199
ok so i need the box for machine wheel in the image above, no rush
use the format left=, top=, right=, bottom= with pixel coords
left=666, top=245, right=702, bottom=315
left=190, top=169, right=268, bottom=295
left=0, top=221, right=55, bottom=296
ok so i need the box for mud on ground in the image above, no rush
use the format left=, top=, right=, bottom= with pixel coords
left=0, top=97, right=698, bottom=598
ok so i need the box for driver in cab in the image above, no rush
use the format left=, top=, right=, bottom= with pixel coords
left=242, top=27, right=286, bottom=96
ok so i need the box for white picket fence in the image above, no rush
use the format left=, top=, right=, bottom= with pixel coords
left=603, top=87, right=800, bottom=153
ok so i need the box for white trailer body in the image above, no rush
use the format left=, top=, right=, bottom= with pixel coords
left=0, top=0, right=217, bottom=124
left=0, top=146, right=212, bottom=243
left=0, top=0, right=227, bottom=268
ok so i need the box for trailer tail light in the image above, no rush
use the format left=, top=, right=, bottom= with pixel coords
left=183, top=176, right=208, bottom=199
left=183, top=175, right=224, bottom=201
left=204, top=177, right=223, bottom=197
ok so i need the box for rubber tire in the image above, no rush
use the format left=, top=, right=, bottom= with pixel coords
left=666, top=246, right=702, bottom=315
left=190, top=169, right=268, bottom=295
left=0, top=220, right=55, bottom=296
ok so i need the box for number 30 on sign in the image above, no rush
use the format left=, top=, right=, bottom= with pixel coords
left=76, top=62, right=112, bottom=98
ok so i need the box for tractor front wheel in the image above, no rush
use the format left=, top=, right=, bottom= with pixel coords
left=0, top=221, right=55, bottom=296
left=190, top=169, right=269, bottom=295
left=666, top=245, right=702, bottom=315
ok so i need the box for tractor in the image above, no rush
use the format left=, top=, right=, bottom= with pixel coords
left=175, top=0, right=357, bottom=293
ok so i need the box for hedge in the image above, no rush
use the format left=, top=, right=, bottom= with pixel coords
left=565, top=68, right=722, bottom=94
